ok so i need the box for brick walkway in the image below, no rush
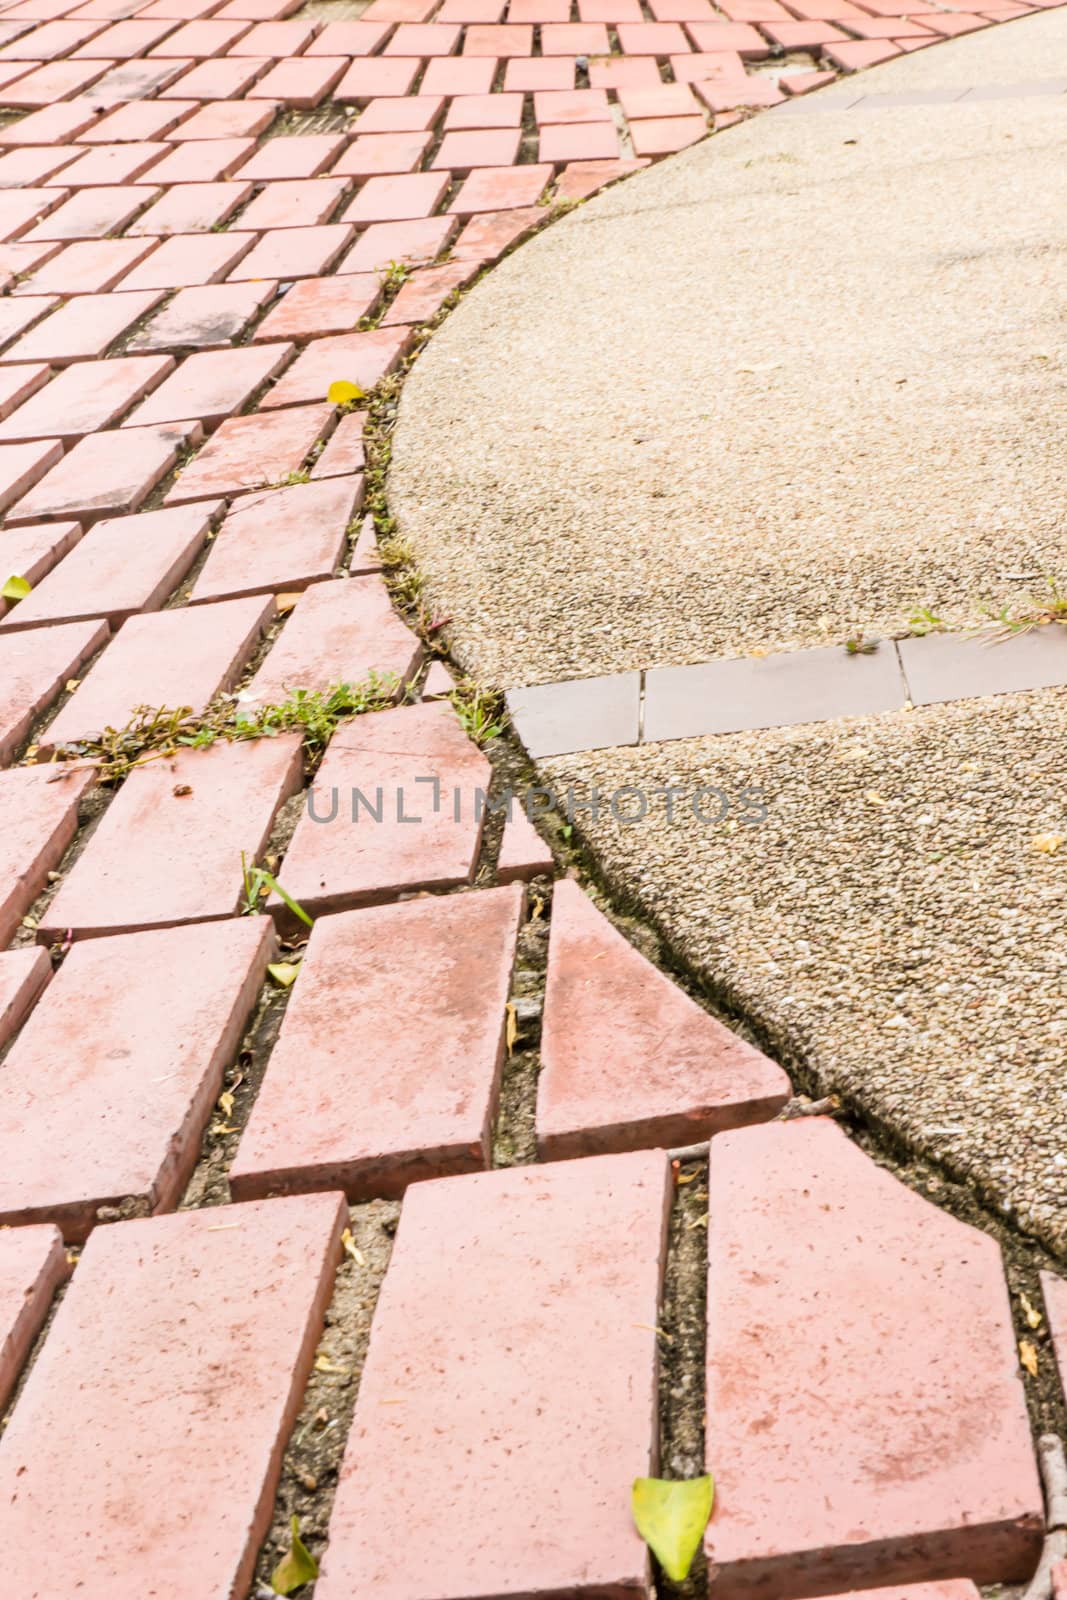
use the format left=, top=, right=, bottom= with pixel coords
left=0, top=0, right=1064, bottom=1593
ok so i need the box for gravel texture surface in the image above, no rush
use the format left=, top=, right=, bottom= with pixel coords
left=541, top=690, right=1067, bottom=1255
left=391, top=9, right=1067, bottom=690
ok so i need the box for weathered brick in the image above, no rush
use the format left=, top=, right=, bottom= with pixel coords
left=1, top=501, right=221, bottom=629
left=277, top=700, right=488, bottom=919
left=148, top=15, right=252, bottom=51
left=21, top=184, right=157, bottom=242
left=533, top=85, right=612, bottom=122
left=433, top=127, right=522, bottom=171
left=418, top=53, right=496, bottom=93
left=0, top=437, right=62, bottom=515
left=8, top=420, right=199, bottom=525
left=0, top=361, right=50, bottom=421
left=305, top=18, right=394, bottom=53
left=249, top=52, right=347, bottom=106
left=381, top=259, right=478, bottom=324
left=0, top=353, right=173, bottom=444
left=337, top=214, right=457, bottom=273
left=0, top=1223, right=68, bottom=1412
left=342, top=171, right=450, bottom=225
left=385, top=19, right=461, bottom=51
left=538, top=880, right=788, bottom=1156
left=0, top=1192, right=346, bottom=1594
left=0, top=296, right=67, bottom=357
left=0, top=101, right=103, bottom=147
left=167, top=97, right=279, bottom=139
left=1, top=58, right=115, bottom=108
left=230, top=16, right=318, bottom=52
left=120, top=230, right=256, bottom=289
left=0, top=619, right=108, bottom=763
left=246, top=572, right=420, bottom=704
left=234, top=131, right=346, bottom=180
left=232, top=885, right=523, bottom=1200
left=0, top=147, right=78, bottom=187
left=228, top=222, right=354, bottom=282
left=236, top=175, right=349, bottom=229
left=503, top=54, right=574, bottom=88
left=3, top=290, right=163, bottom=366
left=334, top=54, right=422, bottom=101
left=706, top=1119, right=1044, bottom=1596
left=0, top=946, right=51, bottom=1047
left=160, top=53, right=272, bottom=96
left=497, top=806, right=553, bottom=882
left=164, top=403, right=332, bottom=502
left=629, top=114, right=707, bottom=154
left=123, top=341, right=292, bottom=429
left=0, top=188, right=73, bottom=246
left=355, top=93, right=444, bottom=131
left=190, top=475, right=359, bottom=601
left=464, top=18, right=532, bottom=49
left=38, top=141, right=169, bottom=189
left=539, top=120, right=620, bottom=162
left=449, top=162, right=552, bottom=212
left=0, top=518, right=82, bottom=618
left=311, top=408, right=367, bottom=478
left=81, top=56, right=193, bottom=102
left=125, top=179, right=254, bottom=235
left=79, top=100, right=198, bottom=141
left=252, top=273, right=382, bottom=341
left=261, top=327, right=412, bottom=408
left=333, top=129, right=433, bottom=177
left=0, top=762, right=95, bottom=944
left=39, top=732, right=304, bottom=938
left=13, top=236, right=159, bottom=296
left=43, top=594, right=274, bottom=751
left=126, top=279, right=275, bottom=352
left=553, top=157, right=649, bottom=199
left=588, top=53, right=663, bottom=85
left=314, top=1151, right=669, bottom=1600
left=138, top=136, right=257, bottom=184
left=448, top=202, right=544, bottom=261
left=444, top=90, right=523, bottom=128
left=0, top=918, right=274, bottom=1238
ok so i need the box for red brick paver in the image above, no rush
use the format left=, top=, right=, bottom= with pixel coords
left=0, top=762, right=95, bottom=944
left=0, top=618, right=109, bottom=762
left=190, top=475, right=360, bottom=600
left=0, top=1223, right=68, bottom=1411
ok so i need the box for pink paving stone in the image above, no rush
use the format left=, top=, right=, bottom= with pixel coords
left=691, top=73, right=784, bottom=107
left=233, top=131, right=346, bottom=181
left=345, top=508, right=381, bottom=571
left=356, top=94, right=445, bottom=132
left=705, top=1117, right=1044, bottom=1597
left=159, top=54, right=272, bottom=96
left=842, top=13, right=934, bottom=31
left=228, top=16, right=318, bottom=51
left=165, top=402, right=333, bottom=502
left=231, top=884, right=523, bottom=1202
left=40, top=731, right=305, bottom=939
left=364, top=0, right=437, bottom=17
left=314, top=1150, right=669, bottom=1600
left=248, top=54, right=347, bottom=107
left=497, top=806, right=553, bottom=881
left=81, top=56, right=194, bottom=102
left=433, top=127, right=521, bottom=171
left=14, top=236, right=160, bottom=296
left=0, top=762, right=95, bottom=944
left=918, top=9, right=988, bottom=30
left=581, top=0, right=644, bottom=15
left=0, top=1224, right=68, bottom=1412
left=539, top=121, right=620, bottom=162
left=261, top=327, right=412, bottom=408
left=762, top=15, right=848, bottom=40
left=0, top=188, right=69, bottom=245
left=0, top=58, right=115, bottom=107
left=7, top=420, right=200, bottom=525
left=253, top=274, right=382, bottom=340
left=533, top=86, right=613, bottom=123
left=335, top=55, right=422, bottom=101
left=20, top=184, right=158, bottom=241
left=79, top=99, right=198, bottom=142
left=381, top=259, right=479, bottom=324
left=781, top=0, right=862, bottom=14
left=509, top=0, right=569, bottom=17
left=386, top=19, right=461, bottom=51
left=616, top=18, right=690, bottom=48
left=0, top=1192, right=346, bottom=1596
left=118, top=229, right=255, bottom=289
left=1042, top=1273, right=1067, bottom=1409
left=628, top=113, right=707, bottom=154
left=0, top=919, right=275, bottom=1238
left=311, top=408, right=366, bottom=480
left=537, top=880, right=788, bottom=1157
left=0, top=147, right=79, bottom=187
left=338, top=214, right=457, bottom=273
left=0, top=518, right=82, bottom=616
left=342, top=170, right=450, bottom=224
left=0, top=242, right=61, bottom=279
left=3, top=290, right=162, bottom=366
left=683, top=16, right=771, bottom=49
left=0, top=618, right=108, bottom=765
left=39, top=142, right=169, bottom=188
left=419, top=657, right=455, bottom=698
left=43, top=594, right=274, bottom=751
left=781, top=66, right=838, bottom=90
left=191, top=475, right=360, bottom=601
left=0, top=15, right=105, bottom=54
left=305, top=19, right=394, bottom=54
left=69, top=16, right=184, bottom=54
left=667, top=46, right=748, bottom=77
left=237, top=177, right=349, bottom=230
left=805, top=1588, right=982, bottom=1600
left=444, top=90, right=523, bottom=128
left=124, top=344, right=289, bottom=432
left=503, top=55, right=574, bottom=88
left=125, top=179, right=254, bottom=235
left=540, top=19, right=608, bottom=49
left=277, top=699, right=487, bottom=918
left=136, top=135, right=257, bottom=184
left=247, top=572, right=419, bottom=703
left=617, top=79, right=700, bottom=115
left=218, top=0, right=305, bottom=13
left=463, top=19, right=531, bottom=50
left=229, top=223, right=354, bottom=280
left=332, top=130, right=433, bottom=177
left=418, top=53, right=496, bottom=93
left=1, top=501, right=220, bottom=629
left=0, top=946, right=51, bottom=1050
left=148, top=15, right=251, bottom=51
left=167, top=97, right=279, bottom=139
left=824, top=33, right=901, bottom=62
left=720, top=0, right=790, bottom=13
left=0, top=362, right=50, bottom=419
left=0, top=353, right=173, bottom=444
left=0, top=438, right=61, bottom=514
left=587, top=54, right=663, bottom=85
left=127, top=279, right=276, bottom=351
left=450, top=161, right=553, bottom=213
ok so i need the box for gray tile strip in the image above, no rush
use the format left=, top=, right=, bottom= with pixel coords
left=507, top=671, right=640, bottom=758
left=771, top=80, right=1067, bottom=113
left=642, top=642, right=907, bottom=742
left=507, top=627, right=1067, bottom=757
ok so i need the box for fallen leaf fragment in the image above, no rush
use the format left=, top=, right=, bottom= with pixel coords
left=341, top=1227, right=365, bottom=1267
left=268, top=961, right=300, bottom=988
left=327, top=379, right=365, bottom=406
left=272, top=1515, right=318, bottom=1595
left=505, top=1001, right=517, bottom=1057
left=1020, top=1339, right=1039, bottom=1378
left=1020, top=1293, right=1043, bottom=1331
left=1032, top=833, right=1064, bottom=855
left=1, top=575, right=30, bottom=602
left=632, top=1475, right=714, bottom=1581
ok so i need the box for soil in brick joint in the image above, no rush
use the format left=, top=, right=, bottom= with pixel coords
left=658, top=1160, right=710, bottom=1600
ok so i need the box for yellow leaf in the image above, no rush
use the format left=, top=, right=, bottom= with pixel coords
left=268, top=961, right=300, bottom=988
left=505, top=1001, right=517, bottom=1057
left=1, top=574, right=30, bottom=602
left=327, top=379, right=365, bottom=406
left=1032, top=833, right=1064, bottom=855
left=632, top=1476, right=714, bottom=1581
left=1020, top=1339, right=1039, bottom=1378
left=275, top=591, right=300, bottom=614
left=315, top=1354, right=350, bottom=1376
left=272, top=1515, right=318, bottom=1595
left=341, top=1227, right=365, bottom=1267
left=1020, top=1293, right=1043, bottom=1331
left=217, top=1090, right=235, bottom=1118
left=65, top=678, right=80, bottom=692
